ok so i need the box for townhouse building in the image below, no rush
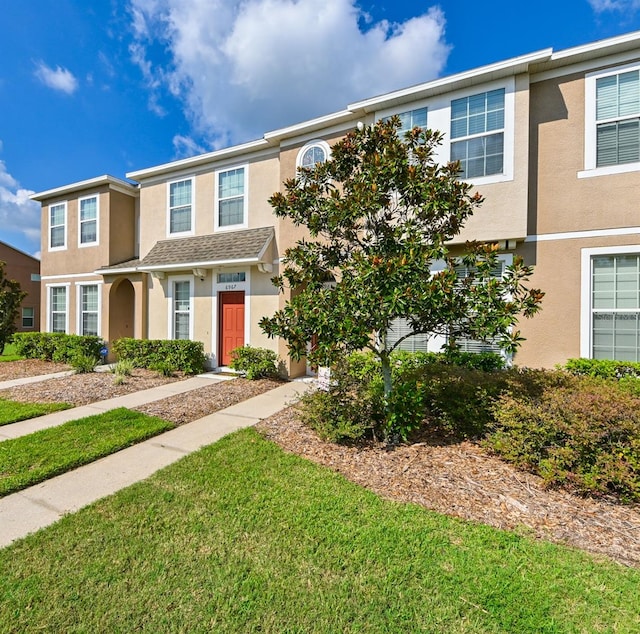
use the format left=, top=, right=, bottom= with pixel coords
left=0, top=240, right=40, bottom=334
left=32, top=31, right=640, bottom=374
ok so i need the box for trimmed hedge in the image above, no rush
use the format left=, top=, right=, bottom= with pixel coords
left=229, top=345, right=279, bottom=380
left=563, top=357, right=640, bottom=380
left=12, top=333, right=103, bottom=364
left=112, top=338, right=206, bottom=375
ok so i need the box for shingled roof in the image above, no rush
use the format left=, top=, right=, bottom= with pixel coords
left=141, top=226, right=274, bottom=270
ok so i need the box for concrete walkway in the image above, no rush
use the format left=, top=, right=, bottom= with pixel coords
left=0, top=378, right=311, bottom=549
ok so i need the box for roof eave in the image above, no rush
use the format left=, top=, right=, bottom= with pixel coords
left=30, top=175, right=139, bottom=202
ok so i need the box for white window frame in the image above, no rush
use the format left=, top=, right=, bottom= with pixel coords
left=581, top=61, right=640, bottom=179
left=375, top=78, right=515, bottom=186
left=383, top=106, right=428, bottom=135
left=47, top=283, right=70, bottom=333
left=581, top=245, right=640, bottom=359
left=76, top=282, right=102, bottom=337
left=167, top=177, right=195, bottom=237
left=78, top=194, right=99, bottom=247
left=49, top=201, right=67, bottom=251
left=21, top=307, right=35, bottom=329
left=296, top=140, right=331, bottom=170
left=214, top=164, right=248, bottom=231
left=167, top=275, right=194, bottom=340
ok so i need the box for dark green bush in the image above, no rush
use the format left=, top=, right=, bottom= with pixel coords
left=229, top=345, right=279, bottom=380
left=487, top=375, right=640, bottom=503
left=112, top=338, right=205, bottom=375
left=12, top=333, right=103, bottom=363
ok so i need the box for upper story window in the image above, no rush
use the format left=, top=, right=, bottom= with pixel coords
left=397, top=107, right=428, bottom=134
left=168, top=178, right=193, bottom=235
left=49, top=202, right=67, bottom=250
left=450, top=88, right=505, bottom=179
left=79, top=195, right=98, bottom=246
left=596, top=69, right=640, bottom=167
left=216, top=166, right=247, bottom=229
left=297, top=140, right=331, bottom=171
left=582, top=63, right=640, bottom=178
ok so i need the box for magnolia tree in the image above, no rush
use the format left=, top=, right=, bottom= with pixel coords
left=260, top=118, right=543, bottom=402
left=0, top=261, right=26, bottom=354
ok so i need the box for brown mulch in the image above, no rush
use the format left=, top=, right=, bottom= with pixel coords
left=0, top=359, right=71, bottom=381
left=0, top=366, right=183, bottom=406
left=256, top=406, right=640, bottom=569
left=134, top=378, right=285, bottom=424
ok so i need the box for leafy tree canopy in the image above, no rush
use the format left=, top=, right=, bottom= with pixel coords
left=260, top=118, right=543, bottom=398
left=0, top=261, right=27, bottom=354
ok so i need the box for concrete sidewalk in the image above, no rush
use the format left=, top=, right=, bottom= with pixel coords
left=0, top=380, right=311, bottom=549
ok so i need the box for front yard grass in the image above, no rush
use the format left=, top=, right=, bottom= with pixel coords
left=0, top=407, right=174, bottom=496
left=0, top=399, right=71, bottom=426
left=0, top=343, right=23, bottom=362
left=0, top=428, right=638, bottom=632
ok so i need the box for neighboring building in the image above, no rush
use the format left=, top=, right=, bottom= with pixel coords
left=31, top=31, right=640, bottom=373
left=0, top=240, right=40, bottom=333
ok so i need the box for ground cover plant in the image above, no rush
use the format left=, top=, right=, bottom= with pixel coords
left=0, top=408, right=174, bottom=496
left=0, top=398, right=70, bottom=426
left=0, top=429, right=638, bottom=632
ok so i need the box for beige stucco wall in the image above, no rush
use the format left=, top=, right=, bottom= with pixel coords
left=515, top=234, right=640, bottom=368
left=456, top=74, right=531, bottom=244
left=530, top=69, right=640, bottom=236
left=137, top=152, right=281, bottom=258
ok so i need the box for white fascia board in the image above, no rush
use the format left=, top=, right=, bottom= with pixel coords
left=30, top=175, right=138, bottom=201
left=348, top=49, right=553, bottom=114
left=139, top=257, right=261, bottom=272
left=95, top=267, right=140, bottom=275
left=264, top=109, right=362, bottom=144
left=126, top=139, right=271, bottom=182
left=550, top=29, right=640, bottom=62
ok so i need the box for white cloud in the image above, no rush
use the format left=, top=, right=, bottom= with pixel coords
left=128, top=0, right=450, bottom=148
left=588, top=0, right=640, bottom=11
left=173, top=134, right=208, bottom=158
left=34, top=62, right=79, bottom=95
left=0, top=159, right=41, bottom=248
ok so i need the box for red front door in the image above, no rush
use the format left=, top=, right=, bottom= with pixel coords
left=219, top=291, right=245, bottom=366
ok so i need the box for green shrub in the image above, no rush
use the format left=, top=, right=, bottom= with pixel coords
left=298, top=360, right=380, bottom=442
left=487, top=375, right=640, bottom=503
left=563, top=357, right=640, bottom=380
left=149, top=361, right=177, bottom=377
left=71, top=353, right=100, bottom=374
left=229, top=346, right=279, bottom=380
left=112, top=338, right=206, bottom=375
left=12, top=333, right=103, bottom=363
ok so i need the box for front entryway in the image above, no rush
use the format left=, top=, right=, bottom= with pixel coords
left=218, top=291, right=245, bottom=366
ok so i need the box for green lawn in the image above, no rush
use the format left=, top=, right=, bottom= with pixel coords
left=0, top=408, right=174, bottom=496
left=0, top=343, right=23, bottom=362
left=0, top=398, right=70, bottom=426
left=1, top=428, right=638, bottom=633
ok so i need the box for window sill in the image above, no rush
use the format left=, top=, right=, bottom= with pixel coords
left=578, top=162, right=640, bottom=179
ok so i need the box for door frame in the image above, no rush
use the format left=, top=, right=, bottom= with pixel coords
left=212, top=269, right=250, bottom=367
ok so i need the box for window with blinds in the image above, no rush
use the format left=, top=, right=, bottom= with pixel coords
left=450, top=89, right=505, bottom=178
left=387, top=259, right=507, bottom=355
left=596, top=70, right=640, bottom=167
left=592, top=253, right=640, bottom=361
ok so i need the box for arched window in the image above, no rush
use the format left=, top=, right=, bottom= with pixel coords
left=297, top=140, right=330, bottom=170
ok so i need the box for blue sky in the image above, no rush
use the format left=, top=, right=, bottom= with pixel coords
left=1, top=0, right=640, bottom=258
